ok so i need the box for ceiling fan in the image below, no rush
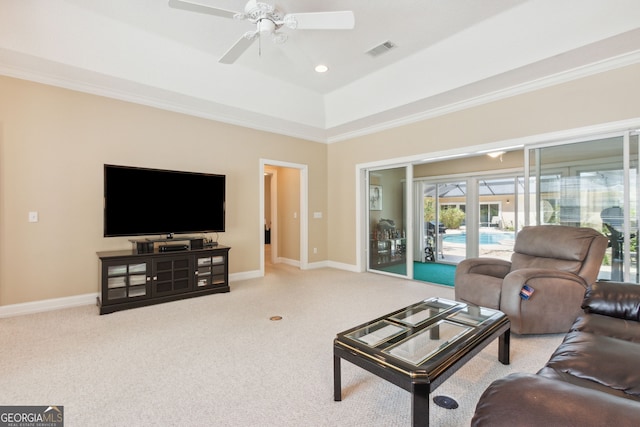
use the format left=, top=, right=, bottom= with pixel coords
left=168, top=0, right=355, bottom=64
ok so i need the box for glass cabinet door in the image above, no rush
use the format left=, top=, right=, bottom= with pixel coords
left=152, top=257, right=191, bottom=296
left=105, top=261, right=149, bottom=301
left=195, top=255, right=226, bottom=288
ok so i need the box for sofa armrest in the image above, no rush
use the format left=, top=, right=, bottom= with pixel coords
left=472, top=373, right=640, bottom=427
left=499, top=268, right=587, bottom=334
left=454, top=258, right=511, bottom=309
left=582, top=281, right=640, bottom=321
left=455, top=257, right=511, bottom=279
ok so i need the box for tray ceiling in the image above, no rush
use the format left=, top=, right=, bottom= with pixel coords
left=1, top=0, right=639, bottom=142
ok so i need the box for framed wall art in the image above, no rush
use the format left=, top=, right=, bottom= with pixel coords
left=370, top=185, right=382, bottom=211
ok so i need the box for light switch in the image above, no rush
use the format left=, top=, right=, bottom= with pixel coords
left=313, top=212, right=323, bottom=219
left=28, top=211, right=39, bottom=222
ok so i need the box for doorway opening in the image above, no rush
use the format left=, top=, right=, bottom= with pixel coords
left=260, top=159, right=308, bottom=276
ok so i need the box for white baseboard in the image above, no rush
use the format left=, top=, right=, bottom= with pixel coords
left=327, top=260, right=361, bottom=272
left=303, top=260, right=330, bottom=270
left=0, top=293, right=99, bottom=318
left=278, top=257, right=300, bottom=267
left=229, top=270, right=261, bottom=281
left=0, top=263, right=360, bottom=318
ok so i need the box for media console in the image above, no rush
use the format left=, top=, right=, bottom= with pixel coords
left=97, top=243, right=230, bottom=315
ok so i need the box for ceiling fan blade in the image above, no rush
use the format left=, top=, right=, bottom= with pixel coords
left=219, top=34, right=257, bottom=64
left=283, top=11, right=355, bottom=30
left=168, top=0, right=240, bottom=19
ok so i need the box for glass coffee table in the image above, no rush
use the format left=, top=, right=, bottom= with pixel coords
left=333, top=297, right=510, bottom=427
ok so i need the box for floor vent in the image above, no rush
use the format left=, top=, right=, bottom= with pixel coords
left=366, top=40, right=397, bottom=57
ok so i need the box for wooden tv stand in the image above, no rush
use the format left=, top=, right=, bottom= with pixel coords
left=97, top=245, right=230, bottom=314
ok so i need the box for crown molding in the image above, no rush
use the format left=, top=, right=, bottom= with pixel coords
left=325, top=50, right=640, bottom=143
left=2, top=48, right=639, bottom=145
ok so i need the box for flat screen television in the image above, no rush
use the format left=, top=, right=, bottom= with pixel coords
left=104, top=164, right=225, bottom=237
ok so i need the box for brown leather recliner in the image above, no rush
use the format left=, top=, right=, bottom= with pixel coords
left=471, top=281, right=640, bottom=426
left=454, top=225, right=608, bottom=334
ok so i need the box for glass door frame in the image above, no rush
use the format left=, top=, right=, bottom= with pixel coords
left=357, top=124, right=640, bottom=283
left=414, top=171, right=522, bottom=262
left=364, top=164, right=413, bottom=278
left=524, top=130, right=639, bottom=282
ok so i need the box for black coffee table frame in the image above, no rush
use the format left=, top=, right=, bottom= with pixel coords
left=333, top=299, right=510, bottom=427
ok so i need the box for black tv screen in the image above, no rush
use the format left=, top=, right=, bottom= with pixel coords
left=104, top=164, right=225, bottom=237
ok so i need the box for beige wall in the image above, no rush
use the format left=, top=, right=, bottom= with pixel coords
left=328, top=63, right=640, bottom=265
left=413, top=150, right=524, bottom=177
left=276, top=167, right=301, bottom=261
left=2, top=62, right=640, bottom=306
left=0, top=76, right=327, bottom=305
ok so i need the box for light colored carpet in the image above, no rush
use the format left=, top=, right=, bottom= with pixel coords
left=0, top=263, right=564, bottom=426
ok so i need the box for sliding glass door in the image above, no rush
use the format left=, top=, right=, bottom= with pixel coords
left=421, top=181, right=467, bottom=263
left=417, top=176, right=520, bottom=264
left=363, top=130, right=639, bottom=286
left=527, top=133, right=639, bottom=283
left=477, top=178, right=518, bottom=260
left=368, top=166, right=410, bottom=277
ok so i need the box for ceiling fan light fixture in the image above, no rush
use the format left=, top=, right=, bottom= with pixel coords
left=258, top=18, right=276, bottom=34
left=315, top=64, right=328, bottom=73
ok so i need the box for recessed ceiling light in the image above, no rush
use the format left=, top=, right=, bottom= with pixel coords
left=315, top=64, right=328, bottom=73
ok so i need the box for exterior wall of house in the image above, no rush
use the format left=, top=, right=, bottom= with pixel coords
left=0, top=76, right=328, bottom=306
left=327, top=63, right=640, bottom=266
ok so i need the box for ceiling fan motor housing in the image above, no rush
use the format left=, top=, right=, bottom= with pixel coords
left=243, top=2, right=282, bottom=23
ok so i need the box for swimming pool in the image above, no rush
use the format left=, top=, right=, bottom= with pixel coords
left=443, top=232, right=514, bottom=245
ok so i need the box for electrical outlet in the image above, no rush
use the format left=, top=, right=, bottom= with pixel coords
left=313, top=247, right=318, bottom=254
left=28, top=211, right=39, bottom=223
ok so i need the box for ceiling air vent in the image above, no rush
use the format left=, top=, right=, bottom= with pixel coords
left=366, top=40, right=397, bottom=57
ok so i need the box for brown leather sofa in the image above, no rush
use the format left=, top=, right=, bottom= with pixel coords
left=455, top=225, right=608, bottom=334
left=471, top=280, right=640, bottom=426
